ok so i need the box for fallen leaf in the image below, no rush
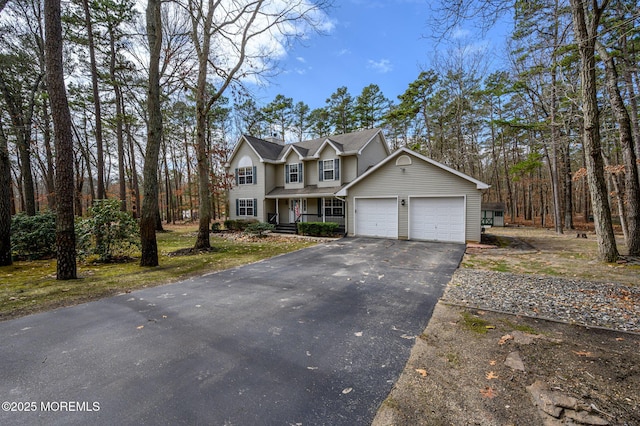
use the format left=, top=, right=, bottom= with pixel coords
left=486, top=371, right=499, bottom=380
left=480, top=386, right=497, bottom=399
left=499, top=334, right=514, bottom=345
left=489, top=360, right=497, bottom=366
left=354, top=331, right=363, bottom=337
left=162, top=315, right=168, bottom=319
left=615, top=337, right=625, bottom=341
left=342, top=388, right=353, bottom=394
left=485, top=325, right=496, bottom=330
left=572, top=350, right=593, bottom=357
left=136, top=325, right=144, bottom=330
left=415, top=369, right=427, bottom=377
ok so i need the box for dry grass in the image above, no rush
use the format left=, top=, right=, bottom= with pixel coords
left=463, top=226, right=639, bottom=286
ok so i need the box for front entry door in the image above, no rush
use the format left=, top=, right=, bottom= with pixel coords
left=290, top=199, right=300, bottom=223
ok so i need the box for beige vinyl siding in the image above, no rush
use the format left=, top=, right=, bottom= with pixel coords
left=342, top=155, right=357, bottom=183
left=228, top=142, right=266, bottom=221
left=357, top=133, right=389, bottom=175
left=305, top=159, right=318, bottom=186
left=265, top=163, right=277, bottom=192
left=345, top=152, right=482, bottom=242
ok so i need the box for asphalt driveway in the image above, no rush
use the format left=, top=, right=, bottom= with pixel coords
left=0, top=237, right=465, bottom=425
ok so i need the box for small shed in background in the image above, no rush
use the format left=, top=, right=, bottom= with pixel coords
left=481, top=202, right=506, bottom=228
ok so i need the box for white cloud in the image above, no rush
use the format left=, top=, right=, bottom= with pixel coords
left=367, top=59, right=393, bottom=73
left=337, top=48, right=351, bottom=56
left=296, top=57, right=306, bottom=63
left=452, top=27, right=471, bottom=40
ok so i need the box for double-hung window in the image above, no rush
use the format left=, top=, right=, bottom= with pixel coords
left=324, top=198, right=344, bottom=217
left=237, top=166, right=253, bottom=185
left=322, top=160, right=334, bottom=181
left=319, top=158, right=339, bottom=182
left=289, top=164, right=299, bottom=183
left=238, top=198, right=254, bottom=216
left=286, top=163, right=303, bottom=184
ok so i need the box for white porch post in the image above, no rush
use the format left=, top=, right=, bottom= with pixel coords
left=275, top=199, right=279, bottom=224
left=322, top=198, right=325, bottom=223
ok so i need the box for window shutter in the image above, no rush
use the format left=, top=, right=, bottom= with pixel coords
left=285, top=164, right=290, bottom=184
left=317, top=198, right=322, bottom=217
left=318, top=160, right=323, bottom=181
left=235, top=199, right=239, bottom=216
left=253, top=166, right=257, bottom=184
left=235, top=168, right=239, bottom=185
left=299, top=163, right=303, bottom=183
left=253, top=199, right=258, bottom=217
left=335, top=158, right=340, bottom=180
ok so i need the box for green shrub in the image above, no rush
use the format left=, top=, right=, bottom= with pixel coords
left=11, top=211, right=57, bottom=259
left=76, top=199, right=140, bottom=262
left=244, top=222, right=275, bottom=237
left=211, top=222, right=221, bottom=232
left=224, top=219, right=257, bottom=231
left=297, top=222, right=340, bottom=237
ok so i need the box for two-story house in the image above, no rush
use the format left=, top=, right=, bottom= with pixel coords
left=226, top=128, right=389, bottom=232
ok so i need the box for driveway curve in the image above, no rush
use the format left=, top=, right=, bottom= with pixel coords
left=0, top=238, right=464, bottom=425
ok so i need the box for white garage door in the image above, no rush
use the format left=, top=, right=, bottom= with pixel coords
left=410, top=197, right=465, bottom=243
left=355, top=198, right=398, bottom=238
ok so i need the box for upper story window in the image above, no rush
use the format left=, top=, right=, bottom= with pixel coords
left=235, top=156, right=256, bottom=186
left=286, top=163, right=303, bottom=184
left=237, top=167, right=253, bottom=185
left=319, top=158, right=340, bottom=182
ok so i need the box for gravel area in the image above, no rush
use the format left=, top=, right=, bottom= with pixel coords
left=443, top=269, right=640, bottom=333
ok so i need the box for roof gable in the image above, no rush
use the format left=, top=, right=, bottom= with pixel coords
left=337, top=147, right=490, bottom=196
left=228, top=135, right=285, bottom=165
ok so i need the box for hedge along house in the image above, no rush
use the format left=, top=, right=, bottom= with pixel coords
left=336, top=147, right=490, bottom=243
left=225, top=128, right=390, bottom=233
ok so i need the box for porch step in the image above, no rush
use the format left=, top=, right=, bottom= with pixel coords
left=273, top=224, right=298, bottom=234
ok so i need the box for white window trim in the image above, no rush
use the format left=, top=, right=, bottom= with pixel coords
left=324, top=198, right=344, bottom=216
left=238, top=198, right=254, bottom=216
left=323, top=159, right=334, bottom=181
left=238, top=166, right=253, bottom=185
left=289, top=163, right=299, bottom=183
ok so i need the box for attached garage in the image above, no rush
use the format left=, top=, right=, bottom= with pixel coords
left=355, top=197, right=398, bottom=238
left=337, top=147, right=489, bottom=243
left=409, top=197, right=465, bottom=243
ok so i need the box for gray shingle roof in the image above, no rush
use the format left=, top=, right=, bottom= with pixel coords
left=242, top=128, right=382, bottom=161
left=243, top=135, right=286, bottom=161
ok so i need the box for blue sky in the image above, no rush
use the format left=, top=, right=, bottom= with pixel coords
left=253, top=0, right=511, bottom=110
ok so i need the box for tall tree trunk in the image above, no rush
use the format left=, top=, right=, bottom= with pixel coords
left=562, top=134, right=574, bottom=230
left=0, top=79, right=39, bottom=215
left=140, top=0, right=163, bottom=267
left=41, top=99, right=56, bottom=210
left=595, top=41, right=640, bottom=255
left=45, top=0, right=77, bottom=280
left=0, top=127, right=12, bottom=265
left=140, top=0, right=162, bottom=266
left=74, top=154, right=85, bottom=216
left=569, top=0, right=618, bottom=261
left=125, top=118, right=141, bottom=218
left=184, top=130, right=194, bottom=221
left=549, top=38, right=563, bottom=234
left=82, top=0, right=106, bottom=200
left=192, top=0, right=214, bottom=250
left=108, top=23, right=127, bottom=211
